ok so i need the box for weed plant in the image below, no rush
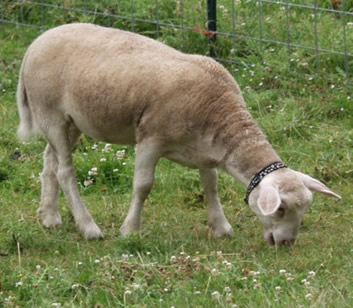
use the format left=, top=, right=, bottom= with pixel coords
left=0, top=1, right=352, bottom=307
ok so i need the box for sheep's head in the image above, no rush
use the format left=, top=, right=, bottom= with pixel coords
left=248, top=168, right=341, bottom=246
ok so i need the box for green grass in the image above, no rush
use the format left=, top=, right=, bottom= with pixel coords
left=1, top=2, right=353, bottom=307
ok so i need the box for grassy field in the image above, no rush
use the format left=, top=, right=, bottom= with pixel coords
left=1, top=1, right=353, bottom=307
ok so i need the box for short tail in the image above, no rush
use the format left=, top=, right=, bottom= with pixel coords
left=16, top=64, right=39, bottom=141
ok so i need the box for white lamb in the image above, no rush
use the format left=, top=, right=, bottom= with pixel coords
left=17, top=24, right=340, bottom=245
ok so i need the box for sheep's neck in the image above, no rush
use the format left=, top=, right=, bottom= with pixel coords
left=207, top=101, right=281, bottom=185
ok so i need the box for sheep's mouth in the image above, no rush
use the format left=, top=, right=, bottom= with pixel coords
left=265, top=232, right=296, bottom=246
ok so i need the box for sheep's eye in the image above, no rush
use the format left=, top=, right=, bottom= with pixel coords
left=277, top=206, right=285, bottom=218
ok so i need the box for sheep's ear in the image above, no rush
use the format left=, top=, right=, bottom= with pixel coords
left=257, top=182, right=281, bottom=216
left=296, top=172, right=342, bottom=199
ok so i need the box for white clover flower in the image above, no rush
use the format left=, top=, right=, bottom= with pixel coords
left=15, top=281, right=23, bottom=287
left=164, top=288, right=169, bottom=292
left=287, top=277, right=294, bottom=281
left=104, top=143, right=112, bottom=152
left=216, top=250, right=222, bottom=256
left=240, top=277, right=248, bottom=280
left=94, top=259, right=100, bottom=264
left=122, top=162, right=127, bottom=166
left=279, top=269, right=286, bottom=274
left=259, top=82, right=263, bottom=87
left=305, top=293, right=313, bottom=300
left=170, top=256, right=177, bottom=262
left=84, top=178, right=94, bottom=187
left=71, top=283, right=80, bottom=289
left=124, top=289, right=132, bottom=295
left=211, top=291, right=221, bottom=300
left=180, top=251, right=185, bottom=255
left=36, top=265, right=41, bottom=270
left=113, top=169, right=119, bottom=172
left=308, top=271, right=316, bottom=277
left=132, top=283, right=141, bottom=290
left=116, top=150, right=125, bottom=160
left=52, top=303, right=61, bottom=308
left=275, top=286, right=281, bottom=292
left=301, top=279, right=307, bottom=284
left=253, top=283, right=261, bottom=289
left=224, top=286, right=231, bottom=293
left=194, top=291, right=201, bottom=295
left=304, top=281, right=310, bottom=286
left=78, top=262, right=83, bottom=266
left=122, top=254, right=129, bottom=260
left=4, top=296, right=12, bottom=304
left=211, top=268, right=219, bottom=275
left=100, top=157, right=107, bottom=162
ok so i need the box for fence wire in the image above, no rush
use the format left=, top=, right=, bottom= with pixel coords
left=1, top=0, right=352, bottom=83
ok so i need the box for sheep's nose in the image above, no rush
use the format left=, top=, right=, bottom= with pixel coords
left=279, top=238, right=296, bottom=246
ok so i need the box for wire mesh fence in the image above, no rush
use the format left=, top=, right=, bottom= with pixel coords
left=1, top=0, right=353, bottom=83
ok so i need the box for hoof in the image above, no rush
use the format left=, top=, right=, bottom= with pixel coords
left=209, top=222, right=234, bottom=238
left=37, top=208, right=62, bottom=228
left=80, top=221, right=104, bottom=240
left=120, top=222, right=140, bottom=236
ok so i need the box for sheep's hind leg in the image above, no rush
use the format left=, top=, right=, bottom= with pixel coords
left=200, top=168, right=234, bottom=237
left=45, top=124, right=103, bottom=239
left=37, top=144, right=62, bottom=227
left=120, top=140, right=160, bottom=235
left=38, top=126, right=81, bottom=228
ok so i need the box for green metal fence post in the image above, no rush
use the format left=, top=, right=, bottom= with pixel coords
left=207, top=0, right=217, bottom=58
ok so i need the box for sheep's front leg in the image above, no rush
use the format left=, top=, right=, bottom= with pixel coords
left=120, top=141, right=160, bottom=235
left=37, top=144, right=62, bottom=227
left=200, top=168, right=234, bottom=237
